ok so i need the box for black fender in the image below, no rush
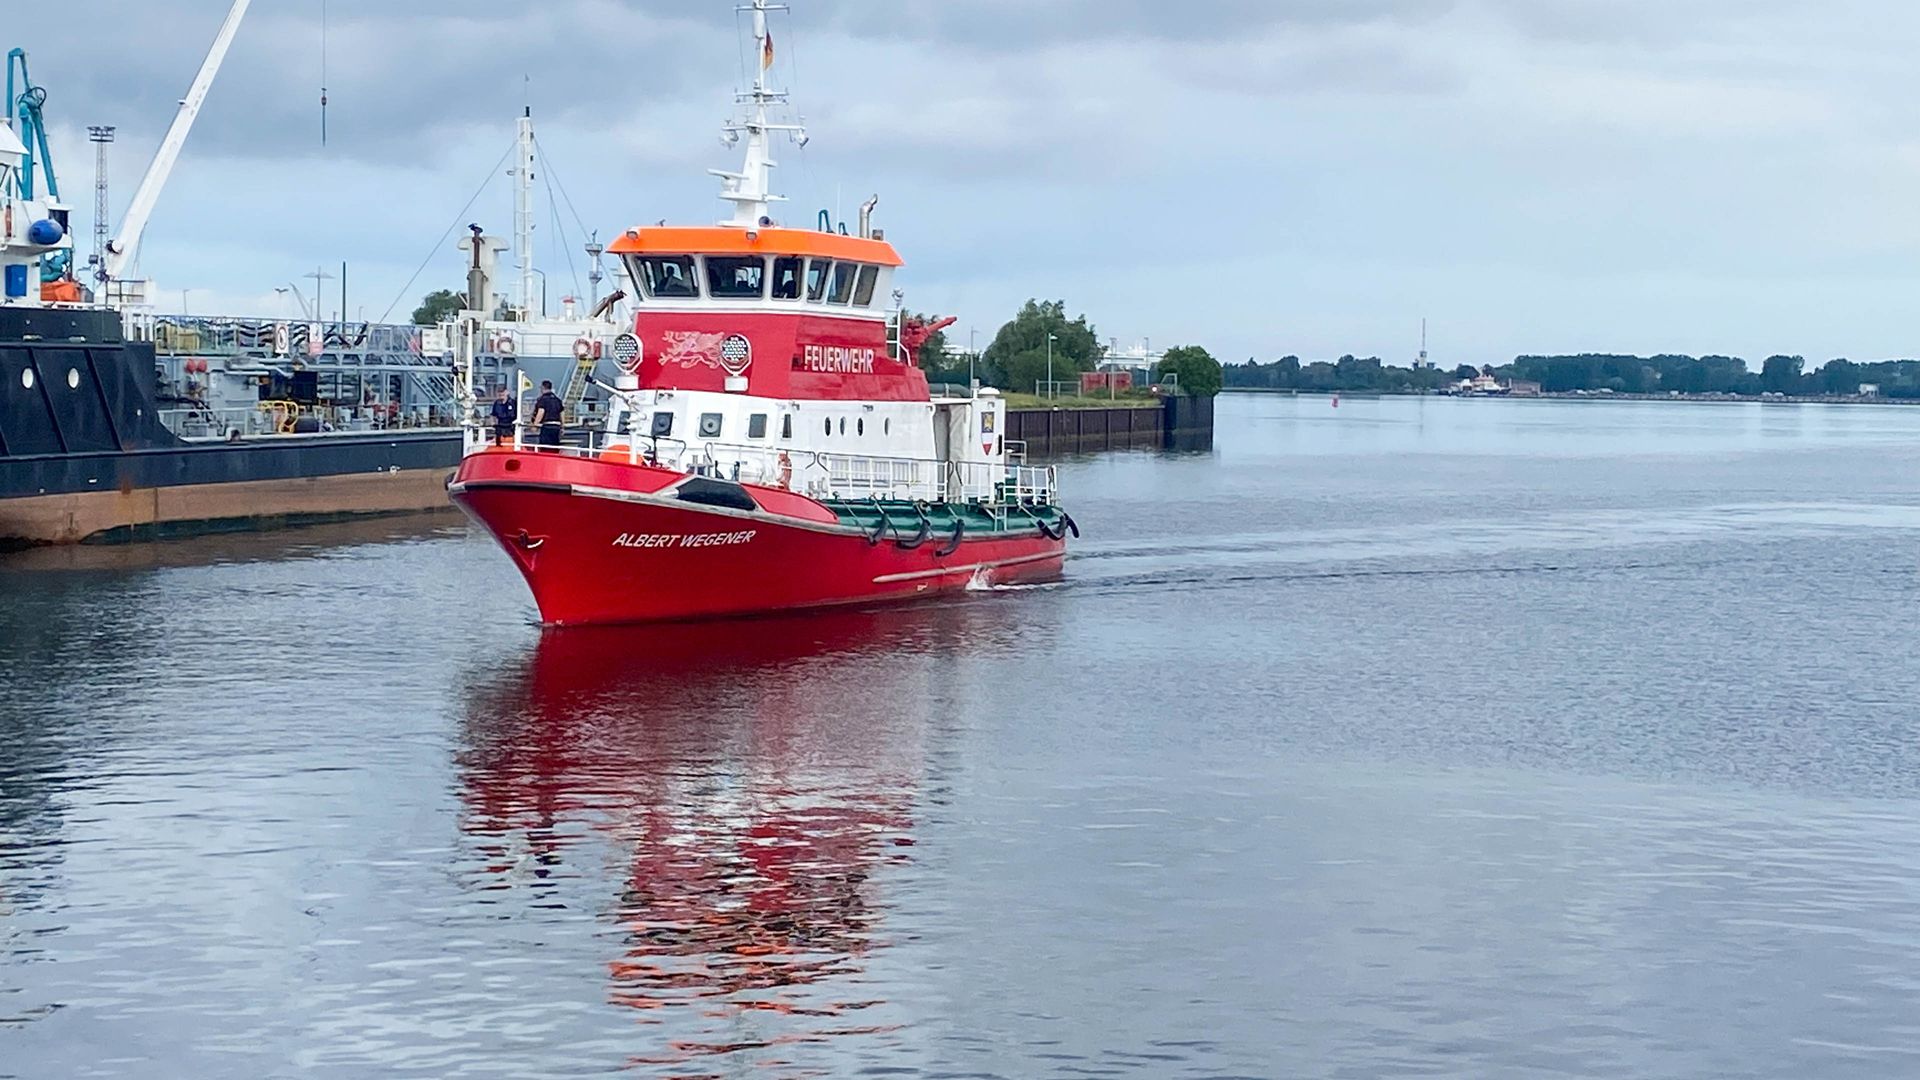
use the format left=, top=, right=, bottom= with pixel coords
left=674, top=476, right=758, bottom=512
left=868, top=511, right=890, bottom=546
left=1060, top=512, right=1080, bottom=539
left=896, top=519, right=933, bottom=551
left=935, top=519, right=965, bottom=558
left=1036, top=517, right=1062, bottom=541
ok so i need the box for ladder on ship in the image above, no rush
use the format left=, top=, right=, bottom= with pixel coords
left=560, top=352, right=597, bottom=417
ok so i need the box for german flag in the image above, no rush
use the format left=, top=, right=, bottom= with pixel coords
left=762, top=31, right=775, bottom=71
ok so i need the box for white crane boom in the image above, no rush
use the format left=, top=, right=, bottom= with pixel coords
left=102, top=0, right=251, bottom=285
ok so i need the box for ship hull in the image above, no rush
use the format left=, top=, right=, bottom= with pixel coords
left=2, top=306, right=465, bottom=549
left=450, top=478, right=1066, bottom=626
left=0, top=432, right=461, bottom=548
left=0, top=459, right=457, bottom=548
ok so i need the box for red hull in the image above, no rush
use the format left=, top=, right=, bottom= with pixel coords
left=450, top=454, right=1065, bottom=626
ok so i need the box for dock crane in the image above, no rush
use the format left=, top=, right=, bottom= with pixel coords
left=99, top=0, right=251, bottom=306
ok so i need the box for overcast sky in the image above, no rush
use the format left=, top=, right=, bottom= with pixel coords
left=18, top=0, right=1920, bottom=366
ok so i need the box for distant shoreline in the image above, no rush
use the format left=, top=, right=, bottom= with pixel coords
left=1222, top=388, right=1920, bottom=406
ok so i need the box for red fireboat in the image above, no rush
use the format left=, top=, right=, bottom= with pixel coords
left=447, top=2, right=1074, bottom=626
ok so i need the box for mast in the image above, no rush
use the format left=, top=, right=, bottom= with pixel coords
left=711, top=0, right=806, bottom=228
left=88, top=126, right=113, bottom=278
left=512, top=106, right=535, bottom=318
left=102, top=0, right=251, bottom=288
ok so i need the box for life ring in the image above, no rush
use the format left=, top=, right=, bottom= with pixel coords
left=493, top=335, right=516, bottom=356
left=572, top=337, right=596, bottom=361
left=777, top=451, right=793, bottom=491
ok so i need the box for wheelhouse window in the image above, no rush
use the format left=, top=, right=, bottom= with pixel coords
left=828, top=262, right=857, bottom=305
left=748, top=413, right=769, bottom=439
left=781, top=414, right=793, bottom=439
left=771, top=257, right=804, bottom=300
left=698, top=412, right=724, bottom=439
left=805, top=259, right=831, bottom=302
left=636, top=255, right=699, bottom=299
left=706, top=256, right=766, bottom=299
left=651, top=412, right=675, bottom=437
left=852, top=265, right=880, bottom=306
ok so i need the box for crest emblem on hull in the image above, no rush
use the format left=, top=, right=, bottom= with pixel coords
left=657, top=331, right=726, bottom=369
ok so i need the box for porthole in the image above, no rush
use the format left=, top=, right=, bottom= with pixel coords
left=857, top=418, right=865, bottom=436
left=884, top=418, right=891, bottom=435
left=824, top=417, right=831, bottom=436
left=67, top=368, right=80, bottom=389
left=838, top=417, right=846, bottom=435
left=20, top=368, right=33, bottom=390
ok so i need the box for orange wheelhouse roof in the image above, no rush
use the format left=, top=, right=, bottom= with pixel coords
left=606, top=225, right=904, bottom=267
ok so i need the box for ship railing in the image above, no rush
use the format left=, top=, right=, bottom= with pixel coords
left=127, top=315, right=419, bottom=357
left=490, top=428, right=1056, bottom=506
left=166, top=404, right=456, bottom=439
left=947, top=459, right=1058, bottom=506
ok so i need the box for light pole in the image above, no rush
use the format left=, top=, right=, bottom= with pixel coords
left=181, top=288, right=192, bottom=315
left=969, top=328, right=978, bottom=394
left=1046, top=332, right=1057, bottom=401
left=305, top=267, right=334, bottom=322
left=529, top=269, right=548, bottom=318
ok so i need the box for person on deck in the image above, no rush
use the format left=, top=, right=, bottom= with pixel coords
left=532, top=381, right=565, bottom=449
left=490, top=388, right=517, bottom=444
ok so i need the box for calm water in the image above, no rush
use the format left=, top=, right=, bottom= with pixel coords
left=6, top=395, right=1920, bottom=1078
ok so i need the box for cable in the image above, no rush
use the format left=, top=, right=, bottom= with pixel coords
left=377, top=138, right=517, bottom=323
left=783, top=10, right=826, bottom=227
left=543, top=168, right=582, bottom=302
left=319, top=0, right=329, bottom=146
left=534, top=138, right=598, bottom=300
left=533, top=139, right=595, bottom=246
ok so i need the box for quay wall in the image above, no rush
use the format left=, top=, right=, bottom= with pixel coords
left=1007, top=396, right=1214, bottom=457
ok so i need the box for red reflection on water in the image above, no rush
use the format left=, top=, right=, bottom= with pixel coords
left=458, top=605, right=1000, bottom=1066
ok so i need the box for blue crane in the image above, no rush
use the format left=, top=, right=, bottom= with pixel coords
left=4, top=48, right=58, bottom=202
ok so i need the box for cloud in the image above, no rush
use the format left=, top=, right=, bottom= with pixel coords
left=17, top=0, right=1920, bottom=366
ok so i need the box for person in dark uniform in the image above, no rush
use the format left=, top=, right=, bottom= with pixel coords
left=532, top=380, right=565, bottom=448
left=489, top=388, right=517, bottom=444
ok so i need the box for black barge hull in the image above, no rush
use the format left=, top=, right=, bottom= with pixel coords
left=1, top=306, right=460, bottom=549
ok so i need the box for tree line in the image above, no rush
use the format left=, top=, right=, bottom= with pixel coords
left=919, top=299, right=1222, bottom=396
left=1225, top=353, right=1920, bottom=397
left=1228, top=356, right=1456, bottom=393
